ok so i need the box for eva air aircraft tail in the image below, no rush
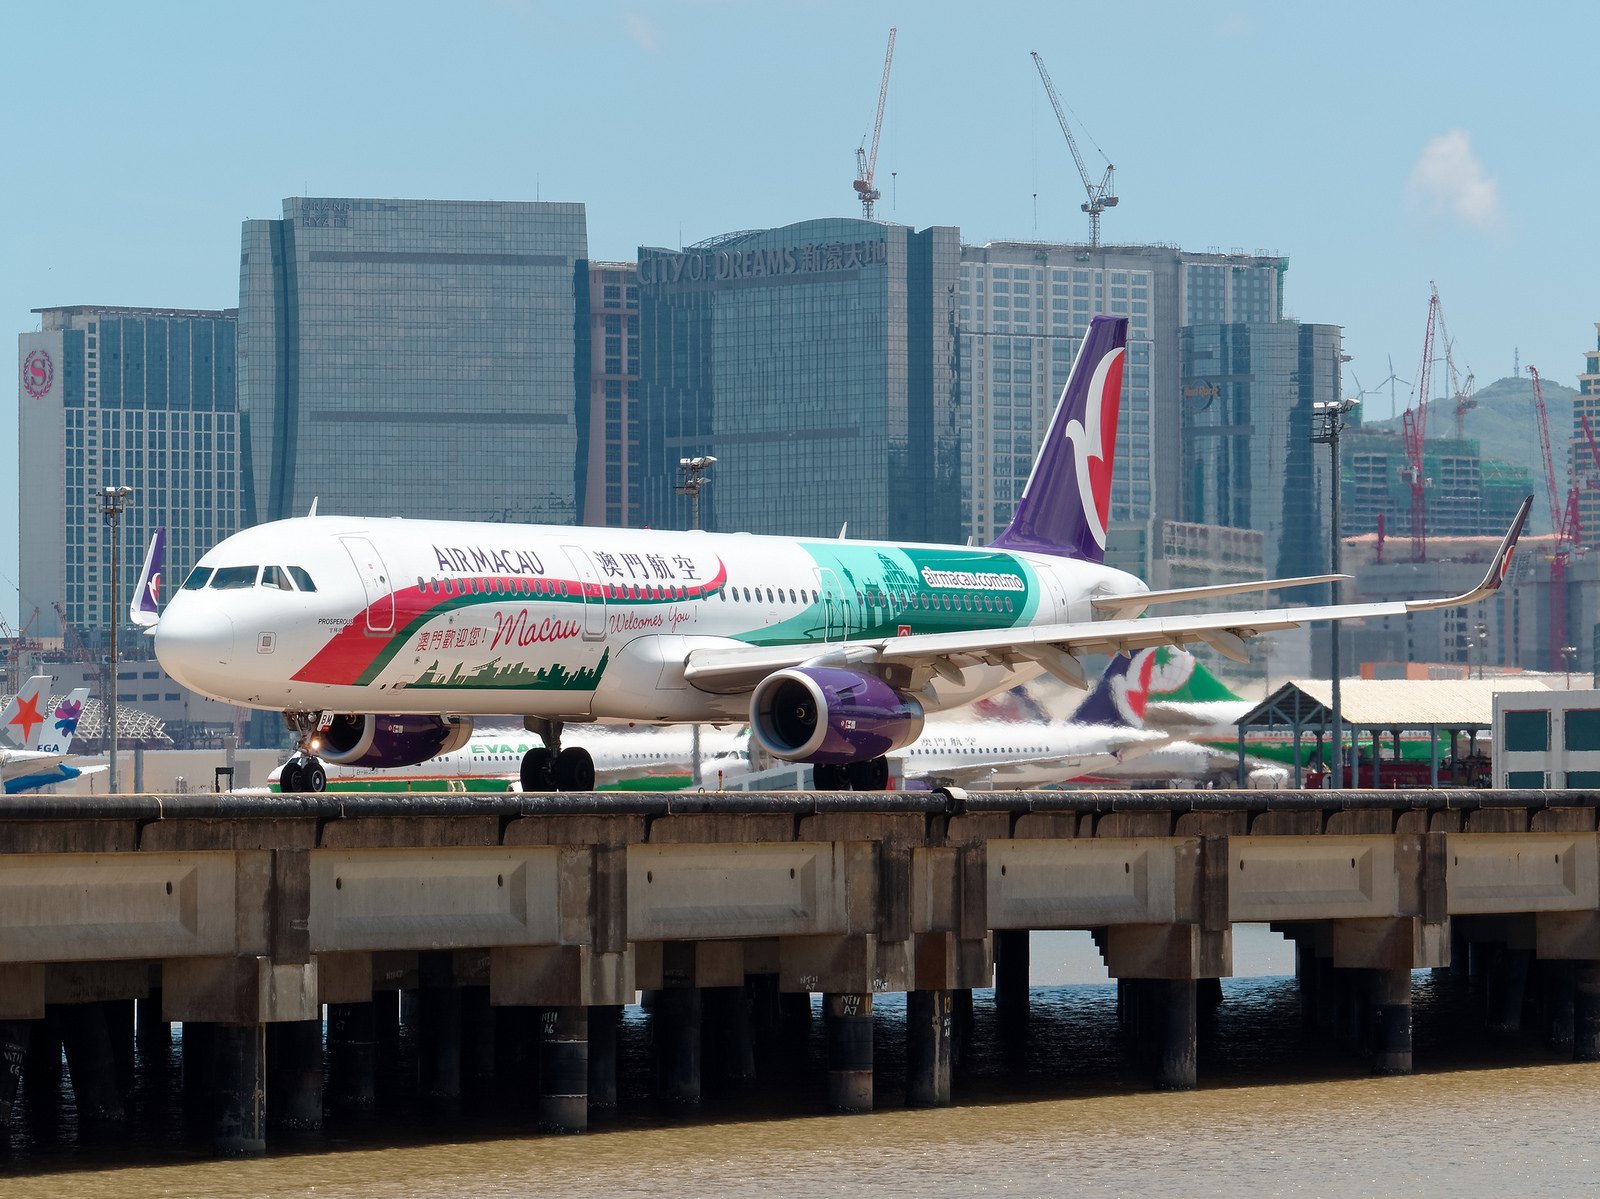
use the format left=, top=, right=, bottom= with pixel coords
left=154, top=315, right=1530, bottom=793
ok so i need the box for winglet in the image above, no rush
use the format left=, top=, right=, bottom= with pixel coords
left=1403, top=493, right=1533, bottom=614
left=131, top=526, right=164, bottom=628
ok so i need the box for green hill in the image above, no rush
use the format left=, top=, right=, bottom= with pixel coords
left=1366, top=374, right=1579, bottom=535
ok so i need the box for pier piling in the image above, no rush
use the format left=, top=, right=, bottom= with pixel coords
left=824, top=992, right=873, bottom=1112
left=212, top=1023, right=266, bottom=1157
left=538, top=1005, right=588, bottom=1133
left=327, top=1001, right=376, bottom=1115
left=905, top=989, right=952, bottom=1107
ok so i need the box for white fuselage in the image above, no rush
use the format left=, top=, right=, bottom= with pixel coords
left=155, top=515, right=1143, bottom=725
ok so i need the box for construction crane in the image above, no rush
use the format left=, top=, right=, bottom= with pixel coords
left=1030, top=50, right=1118, bottom=248
left=852, top=27, right=896, bottom=220
left=1401, top=285, right=1441, bottom=562
left=1529, top=364, right=1583, bottom=670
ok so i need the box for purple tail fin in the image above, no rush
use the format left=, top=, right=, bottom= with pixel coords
left=1073, top=649, right=1156, bottom=728
left=991, top=314, right=1128, bottom=562
left=131, top=526, right=164, bottom=628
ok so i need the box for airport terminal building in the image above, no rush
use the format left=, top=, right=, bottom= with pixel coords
left=635, top=219, right=962, bottom=543
left=18, top=305, right=241, bottom=640
left=238, top=197, right=591, bottom=527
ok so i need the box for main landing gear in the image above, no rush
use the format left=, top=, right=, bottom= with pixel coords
left=520, top=717, right=596, bottom=793
left=277, top=712, right=327, bottom=793
left=812, top=756, right=890, bottom=792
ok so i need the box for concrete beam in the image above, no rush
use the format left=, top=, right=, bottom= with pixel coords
left=1537, top=911, right=1600, bottom=960
left=1229, top=836, right=1399, bottom=923
left=309, top=846, right=564, bottom=952
left=628, top=842, right=850, bottom=941
left=0, top=852, right=239, bottom=963
left=44, top=961, right=151, bottom=1005
left=1446, top=834, right=1598, bottom=915
left=987, top=838, right=1182, bottom=929
left=162, top=955, right=319, bottom=1025
left=316, top=951, right=374, bottom=1005
left=1332, top=917, right=1449, bottom=971
left=1103, top=924, right=1230, bottom=981
left=632, top=941, right=743, bottom=991
left=0, top=964, right=44, bottom=1019
left=779, top=934, right=886, bottom=994
left=489, top=945, right=633, bottom=1008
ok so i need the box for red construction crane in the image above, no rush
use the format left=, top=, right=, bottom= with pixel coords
left=852, top=28, right=896, bottom=219
left=1530, top=365, right=1583, bottom=669
left=1401, top=285, right=1440, bottom=561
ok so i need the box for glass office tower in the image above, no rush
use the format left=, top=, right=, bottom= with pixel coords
left=18, top=305, right=240, bottom=640
left=636, top=219, right=962, bottom=543
left=238, top=197, right=589, bottom=527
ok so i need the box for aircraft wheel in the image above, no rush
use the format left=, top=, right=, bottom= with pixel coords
left=552, top=746, right=596, bottom=792
left=846, top=756, right=890, bottom=791
left=521, top=747, right=554, bottom=792
left=812, top=762, right=850, bottom=790
left=305, top=762, right=327, bottom=792
left=280, top=762, right=304, bottom=792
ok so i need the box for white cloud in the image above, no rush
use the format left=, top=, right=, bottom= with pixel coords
left=1405, top=130, right=1502, bottom=232
left=622, top=10, right=664, bottom=54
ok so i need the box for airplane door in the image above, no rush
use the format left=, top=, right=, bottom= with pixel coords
left=815, top=567, right=845, bottom=643
left=561, top=545, right=608, bottom=641
left=340, top=536, right=395, bottom=635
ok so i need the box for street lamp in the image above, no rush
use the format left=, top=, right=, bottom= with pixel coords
left=676, top=457, right=717, bottom=785
left=1563, top=644, right=1578, bottom=690
left=1474, top=621, right=1489, bottom=680
left=101, top=485, right=134, bottom=794
left=1312, top=398, right=1359, bottom=787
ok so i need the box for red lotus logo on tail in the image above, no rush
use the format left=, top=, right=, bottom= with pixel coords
left=1062, top=346, right=1125, bottom=549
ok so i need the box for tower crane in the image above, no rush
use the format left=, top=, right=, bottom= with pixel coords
left=1529, top=364, right=1582, bottom=669
left=1030, top=50, right=1118, bottom=248
left=853, top=27, right=896, bottom=220
left=1401, top=284, right=1440, bottom=562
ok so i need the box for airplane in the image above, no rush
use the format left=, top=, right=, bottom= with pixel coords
left=1, top=675, right=96, bottom=794
left=267, top=723, right=749, bottom=793
left=149, top=315, right=1532, bottom=794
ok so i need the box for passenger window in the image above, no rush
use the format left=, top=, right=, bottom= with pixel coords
left=261, top=566, right=293, bottom=591
left=210, top=566, right=259, bottom=589
left=182, top=566, right=213, bottom=590
left=287, top=567, right=317, bottom=592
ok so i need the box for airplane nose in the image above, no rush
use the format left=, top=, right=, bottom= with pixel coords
left=154, top=605, right=236, bottom=694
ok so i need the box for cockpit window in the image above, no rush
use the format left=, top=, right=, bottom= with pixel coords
left=182, top=567, right=213, bottom=590
left=261, top=566, right=294, bottom=591
left=287, top=567, right=317, bottom=592
left=210, top=566, right=259, bottom=589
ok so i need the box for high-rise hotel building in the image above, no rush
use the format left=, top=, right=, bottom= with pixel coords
left=18, top=305, right=240, bottom=640
left=238, top=197, right=590, bottom=527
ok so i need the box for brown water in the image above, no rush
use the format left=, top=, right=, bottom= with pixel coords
left=5, top=930, right=1598, bottom=1198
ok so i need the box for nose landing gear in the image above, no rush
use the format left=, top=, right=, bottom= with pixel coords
left=277, top=711, right=328, bottom=794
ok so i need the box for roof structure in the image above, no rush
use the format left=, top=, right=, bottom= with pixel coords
left=1233, top=677, right=1556, bottom=787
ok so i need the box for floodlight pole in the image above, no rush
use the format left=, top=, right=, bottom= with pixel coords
left=1312, top=400, right=1357, bottom=787
left=676, top=457, right=717, bottom=786
left=101, top=485, right=133, bottom=794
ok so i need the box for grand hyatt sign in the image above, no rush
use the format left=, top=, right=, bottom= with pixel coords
left=638, top=239, right=889, bottom=287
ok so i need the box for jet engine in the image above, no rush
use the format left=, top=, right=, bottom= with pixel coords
left=314, top=714, right=474, bottom=768
left=749, top=667, right=924, bottom=764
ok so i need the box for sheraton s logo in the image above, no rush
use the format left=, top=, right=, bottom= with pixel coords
left=22, top=350, right=53, bottom=399
left=1063, top=346, right=1125, bottom=550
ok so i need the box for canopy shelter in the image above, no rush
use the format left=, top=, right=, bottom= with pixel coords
left=1234, top=677, right=1554, bottom=787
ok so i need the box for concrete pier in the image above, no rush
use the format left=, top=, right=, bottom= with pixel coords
left=61, top=1002, right=126, bottom=1127
left=268, top=1019, right=324, bottom=1131
left=0, top=787, right=1594, bottom=1155
left=824, top=992, right=873, bottom=1112
left=1371, top=968, right=1413, bottom=1075
left=654, top=984, right=701, bottom=1105
left=905, top=989, right=952, bottom=1107
left=0, top=1020, right=26, bottom=1130
left=538, top=1005, right=587, bottom=1132
left=327, top=1001, right=376, bottom=1114
left=213, top=1023, right=266, bottom=1157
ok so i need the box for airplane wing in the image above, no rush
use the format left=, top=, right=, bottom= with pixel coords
left=685, top=495, right=1530, bottom=692
left=1, top=750, right=67, bottom=785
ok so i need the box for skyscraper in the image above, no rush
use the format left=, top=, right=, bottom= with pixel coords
left=238, top=197, right=590, bottom=527
left=18, top=305, right=240, bottom=640
left=636, top=218, right=961, bottom=542
left=581, top=262, right=641, bottom=527
left=957, top=242, right=1284, bottom=566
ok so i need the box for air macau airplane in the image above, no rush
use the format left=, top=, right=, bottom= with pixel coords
left=151, top=316, right=1530, bottom=793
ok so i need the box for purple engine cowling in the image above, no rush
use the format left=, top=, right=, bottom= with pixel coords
left=315, top=714, right=474, bottom=768
left=749, top=667, right=925, bottom=765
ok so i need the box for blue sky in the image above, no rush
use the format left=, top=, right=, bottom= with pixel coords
left=3, top=0, right=1595, bottom=623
